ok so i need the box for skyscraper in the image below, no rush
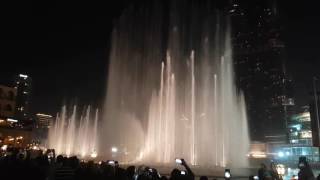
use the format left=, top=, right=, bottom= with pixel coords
left=14, top=74, right=32, bottom=120
left=310, top=77, right=320, bottom=147
left=0, top=85, right=17, bottom=118
left=229, top=0, right=295, bottom=141
left=35, top=113, right=53, bottom=129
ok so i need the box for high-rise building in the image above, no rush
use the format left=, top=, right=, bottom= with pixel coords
left=229, top=0, right=295, bottom=141
left=35, top=113, right=53, bottom=129
left=33, top=113, right=53, bottom=142
left=310, top=77, right=320, bottom=147
left=269, top=106, right=320, bottom=166
left=14, top=74, right=32, bottom=120
left=288, top=107, right=313, bottom=145
left=0, top=85, right=17, bottom=118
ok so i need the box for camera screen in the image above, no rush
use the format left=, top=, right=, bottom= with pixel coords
left=225, top=172, right=231, bottom=178
left=175, top=159, right=182, bottom=164
left=108, top=161, right=115, bottom=165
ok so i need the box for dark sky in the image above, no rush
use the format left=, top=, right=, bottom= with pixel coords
left=279, top=1, right=320, bottom=107
left=2, top=0, right=131, bottom=114
left=2, top=0, right=320, bottom=115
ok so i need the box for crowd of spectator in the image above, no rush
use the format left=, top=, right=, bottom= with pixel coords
left=0, top=147, right=319, bottom=180
left=0, top=147, right=195, bottom=180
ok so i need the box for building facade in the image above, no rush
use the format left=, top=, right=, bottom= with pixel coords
left=35, top=113, right=53, bottom=129
left=270, top=107, right=319, bottom=167
left=310, top=77, right=320, bottom=147
left=229, top=0, right=295, bottom=141
left=14, top=74, right=32, bottom=120
left=0, top=85, right=17, bottom=118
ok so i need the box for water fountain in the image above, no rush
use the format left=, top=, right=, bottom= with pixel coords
left=102, top=0, right=250, bottom=168
left=48, top=106, right=99, bottom=158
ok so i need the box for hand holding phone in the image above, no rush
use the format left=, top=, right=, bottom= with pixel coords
left=225, top=169, right=231, bottom=179
left=175, top=158, right=185, bottom=165
left=108, top=160, right=115, bottom=165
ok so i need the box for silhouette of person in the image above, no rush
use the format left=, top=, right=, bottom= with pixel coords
left=298, top=157, right=315, bottom=180
left=269, top=162, right=281, bottom=180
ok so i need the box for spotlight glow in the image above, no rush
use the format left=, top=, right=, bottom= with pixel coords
left=90, top=151, right=98, bottom=158
left=278, top=151, right=284, bottom=157
left=1, top=145, right=8, bottom=151
left=111, top=147, right=118, bottom=153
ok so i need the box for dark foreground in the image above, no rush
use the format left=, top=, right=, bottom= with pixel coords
left=0, top=148, right=319, bottom=180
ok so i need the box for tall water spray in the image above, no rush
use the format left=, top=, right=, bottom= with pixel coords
left=102, top=0, right=249, bottom=167
left=48, top=106, right=99, bottom=157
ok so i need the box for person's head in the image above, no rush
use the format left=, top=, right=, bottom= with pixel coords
left=69, top=156, right=79, bottom=168
left=17, top=153, right=24, bottom=160
left=116, top=167, right=128, bottom=180
left=161, top=176, right=168, bottom=180
left=126, top=165, right=136, bottom=179
left=170, top=168, right=181, bottom=178
left=62, top=156, right=68, bottom=166
left=200, top=176, right=208, bottom=180
left=298, top=156, right=310, bottom=169
left=103, top=164, right=116, bottom=176
left=270, top=162, right=277, bottom=170
left=149, top=168, right=161, bottom=179
left=260, top=163, right=267, bottom=169
left=87, top=160, right=94, bottom=168
left=299, top=156, right=307, bottom=163
left=170, top=168, right=187, bottom=180
left=56, top=155, right=64, bottom=164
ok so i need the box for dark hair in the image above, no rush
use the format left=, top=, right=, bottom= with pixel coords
left=200, top=176, right=208, bottom=180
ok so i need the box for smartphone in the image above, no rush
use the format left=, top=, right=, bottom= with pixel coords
left=299, top=163, right=305, bottom=168
left=180, top=170, right=186, bottom=175
left=48, top=151, right=54, bottom=158
left=175, top=158, right=182, bottom=164
left=224, top=169, right=231, bottom=179
left=108, top=160, right=115, bottom=165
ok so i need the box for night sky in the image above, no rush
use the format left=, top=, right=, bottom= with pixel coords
left=2, top=0, right=320, bottom=115
left=280, top=1, right=320, bottom=107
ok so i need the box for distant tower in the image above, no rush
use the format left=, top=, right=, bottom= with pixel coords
left=35, top=113, right=53, bottom=129
left=14, top=74, right=32, bottom=120
left=0, top=85, right=17, bottom=118
left=230, top=0, right=295, bottom=141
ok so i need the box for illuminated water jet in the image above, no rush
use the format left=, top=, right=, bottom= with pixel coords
left=102, top=1, right=250, bottom=167
left=48, top=106, right=99, bottom=158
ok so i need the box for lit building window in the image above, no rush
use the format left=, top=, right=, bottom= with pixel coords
left=300, top=131, right=312, bottom=138
left=19, top=74, right=28, bottom=78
